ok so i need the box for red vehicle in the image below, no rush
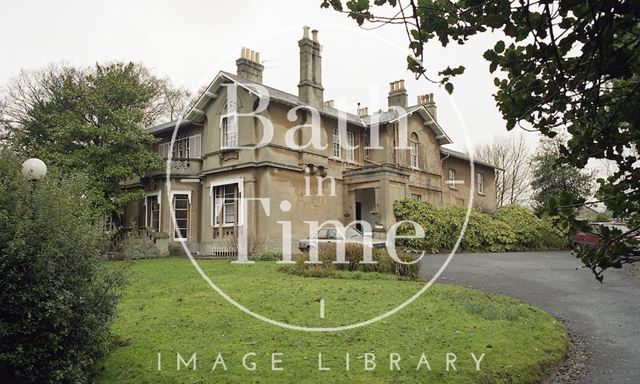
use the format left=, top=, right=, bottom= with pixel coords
left=573, top=222, right=640, bottom=254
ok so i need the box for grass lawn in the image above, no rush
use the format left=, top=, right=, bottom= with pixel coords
left=95, top=258, right=567, bottom=384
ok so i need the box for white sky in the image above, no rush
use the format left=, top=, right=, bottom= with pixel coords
left=0, top=0, right=540, bottom=152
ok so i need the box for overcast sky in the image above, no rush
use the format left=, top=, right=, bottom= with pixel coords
left=0, top=0, right=540, bottom=152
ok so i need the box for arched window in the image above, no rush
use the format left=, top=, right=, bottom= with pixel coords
left=409, top=132, right=419, bottom=169
left=221, top=102, right=238, bottom=149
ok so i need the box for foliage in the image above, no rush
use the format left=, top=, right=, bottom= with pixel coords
left=251, top=251, right=283, bottom=261
left=109, top=239, right=161, bottom=261
left=97, top=258, right=567, bottom=383
left=321, top=0, right=640, bottom=279
left=279, top=244, right=420, bottom=280
left=0, top=149, right=123, bottom=383
left=4, top=62, right=173, bottom=217
left=530, top=136, right=594, bottom=215
left=393, top=200, right=567, bottom=252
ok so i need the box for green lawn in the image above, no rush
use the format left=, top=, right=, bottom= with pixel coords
left=96, top=258, right=567, bottom=384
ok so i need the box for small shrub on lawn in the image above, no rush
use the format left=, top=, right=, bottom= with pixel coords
left=279, top=244, right=420, bottom=280
left=251, top=251, right=283, bottom=261
left=0, top=149, right=123, bottom=384
left=393, top=200, right=568, bottom=252
left=109, top=239, right=160, bottom=260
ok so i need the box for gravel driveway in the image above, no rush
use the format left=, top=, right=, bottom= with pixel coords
left=420, top=251, right=640, bottom=384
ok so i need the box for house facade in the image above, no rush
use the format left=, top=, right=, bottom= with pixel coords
left=122, top=26, right=498, bottom=255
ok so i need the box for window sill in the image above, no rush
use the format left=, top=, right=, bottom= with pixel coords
left=477, top=192, right=485, bottom=196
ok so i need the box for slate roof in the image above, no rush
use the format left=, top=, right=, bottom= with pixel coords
left=144, top=71, right=454, bottom=145
left=440, top=147, right=501, bottom=170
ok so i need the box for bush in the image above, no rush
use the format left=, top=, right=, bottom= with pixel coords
left=393, top=200, right=568, bottom=253
left=0, top=150, right=123, bottom=383
left=280, top=244, right=420, bottom=280
left=110, top=239, right=161, bottom=260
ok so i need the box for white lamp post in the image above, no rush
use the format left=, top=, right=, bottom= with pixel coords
left=21, top=158, right=47, bottom=181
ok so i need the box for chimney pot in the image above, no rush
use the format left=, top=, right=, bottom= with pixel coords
left=418, top=93, right=437, bottom=121
left=236, top=47, right=264, bottom=83
left=388, top=79, right=408, bottom=108
left=298, top=26, right=324, bottom=106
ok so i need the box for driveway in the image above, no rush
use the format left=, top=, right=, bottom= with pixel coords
left=420, top=251, right=640, bottom=384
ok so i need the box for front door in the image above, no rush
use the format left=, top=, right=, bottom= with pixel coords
left=355, top=202, right=362, bottom=232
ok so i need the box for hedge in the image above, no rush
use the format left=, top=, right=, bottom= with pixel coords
left=393, top=200, right=568, bottom=253
left=279, top=244, right=420, bottom=280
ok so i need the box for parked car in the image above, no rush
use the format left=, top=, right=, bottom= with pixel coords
left=573, top=222, right=640, bottom=254
left=298, top=227, right=386, bottom=252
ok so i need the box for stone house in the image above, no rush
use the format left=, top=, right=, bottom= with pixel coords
left=122, top=27, right=498, bottom=255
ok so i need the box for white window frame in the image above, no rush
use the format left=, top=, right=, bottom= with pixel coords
left=209, top=177, right=244, bottom=228
left=170, top=190, right=192, bottom=241
left=477, top=173, right=485, bottom=195
left=411, top=193, right=422, bottom=201
left=410, top=141, right=419, bottom=169
left=221, top=115, right=238, bottom=149
left=158, top=134, right=201, bottom=159
left=346, top=131, right=356, bottom=162
left=332, top=127, right=341, bottom=159
left=144, top=191, right=161, bottom=231
left=448, top=169, right=457, bottom=189
left=364, top=133, right=370, bottom=159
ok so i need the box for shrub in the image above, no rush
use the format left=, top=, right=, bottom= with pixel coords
left=0, top=149, right=123, bottom=383
left=251, top=251, right=283, bottom=261
left=110, top=239, right=161, bottom=260
left=393, top=200, right=568, bottom=253
left=280, top=244, right=420, bottom=280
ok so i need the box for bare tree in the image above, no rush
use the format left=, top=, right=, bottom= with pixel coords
left=475, top=132, right=532, bottom=207
left=0, top=63, right=190, bottom=135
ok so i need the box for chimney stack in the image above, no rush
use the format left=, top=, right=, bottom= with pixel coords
left=417, top=93, right=437, bottom=121
left=236, top=47, right=264, bottom=83
left=388, top=80, right=408, bottom=109
left=357, top=106, right=369, bottom=117
left=323, top=100, right=334, bottom=108
left=298, top=26, right=324, bottom=107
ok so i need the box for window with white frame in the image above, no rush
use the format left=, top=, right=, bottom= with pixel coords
left=411, top=193, right=422, bottom=201
left=410, top=141, right=419, bottom=168
left=172, top=193, right=190, bottom=240
left=213, top=184, right=239, bottom=226
left=221, top=115, right=237, bottom=149
left=477, top=172, right=485, bottom=194
left=145, top=194, right=160, bottom=232
left=448, top=169, right=457, bottom=188
left=346, top=131, right=356, bottom=162
left=158, top=134, right=201, bottom=159
left=364, top=133, right=370, bottom=159
left=332, top=127, right=341, bottom=158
